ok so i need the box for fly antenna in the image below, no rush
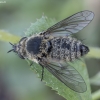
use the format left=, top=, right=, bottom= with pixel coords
left=7, top=49, right=14, bottom=53
left=9, top=42, right=14, bottom=46
left=8, top=42, right=15, bottom=53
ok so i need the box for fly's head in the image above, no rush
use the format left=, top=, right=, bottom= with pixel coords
left=80, top=44, right=89, bottom=56
left=8, top=37, right=27, bottom=59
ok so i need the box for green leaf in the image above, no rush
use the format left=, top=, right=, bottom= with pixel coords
left=26, top=16, right=92, bottom=100
left=0, top=16, right=92, bottom=100
left=25, top=16, right=56, bottom=36
left=30, top=59, right=92, bottom=100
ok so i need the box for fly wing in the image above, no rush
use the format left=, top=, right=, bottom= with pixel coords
left=39, top=60, right=87, bottom=93
left=45, top=10, right=94, bottom=37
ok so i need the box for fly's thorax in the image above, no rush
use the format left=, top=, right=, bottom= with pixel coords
left=23, top=35, right=43, bottom=61
left=20, top=34, right=52, bottom=62
left=12, top=34, right=48, bottom=63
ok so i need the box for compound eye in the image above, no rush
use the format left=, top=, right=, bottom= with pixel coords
left=19, top=37, right=27, bottom=43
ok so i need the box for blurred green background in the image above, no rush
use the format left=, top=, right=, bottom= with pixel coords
left=0, top=0, right=100, bottom=100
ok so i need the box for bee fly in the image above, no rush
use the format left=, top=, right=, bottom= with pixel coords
left=8, top=11, right=94, bottom=93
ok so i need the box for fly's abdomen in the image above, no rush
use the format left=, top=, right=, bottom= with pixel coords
left=49, top=37, right=82, bottom=61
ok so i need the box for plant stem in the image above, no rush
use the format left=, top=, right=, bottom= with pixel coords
left=86, top=47, right=100, bottom=59
left=92, top=89, right=100, bottom=100
left=0, top=30, right=20, bottom=43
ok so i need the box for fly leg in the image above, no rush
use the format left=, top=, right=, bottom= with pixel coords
left=41, top=66, right=44, bottom=81
left=30, top=62, right=33, bottom=66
